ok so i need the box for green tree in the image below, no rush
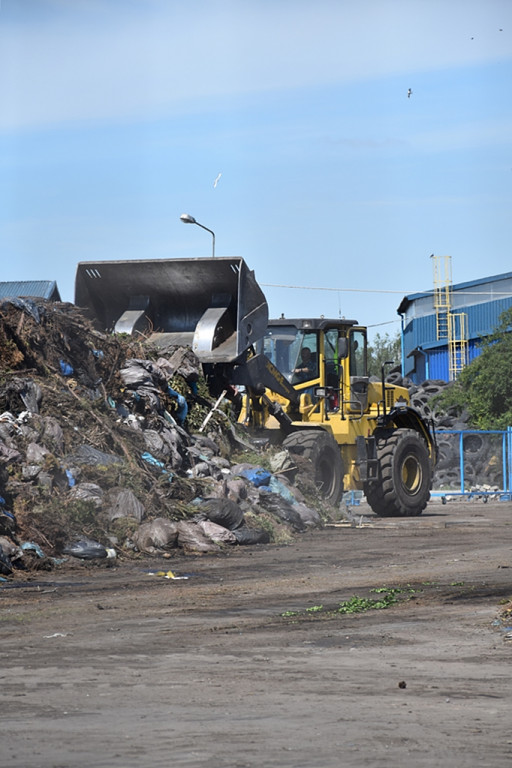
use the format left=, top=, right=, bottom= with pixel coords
left=367, top=331, right=401, bottom=378
left=434, top=308, right=512, bottom=429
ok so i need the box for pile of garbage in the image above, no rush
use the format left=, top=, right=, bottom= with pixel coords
left=0, top=298, right=323, bottom=578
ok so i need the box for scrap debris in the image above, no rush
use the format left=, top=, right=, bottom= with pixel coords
left=148, top=570, right=189, bottom=580
left=0, top=298, right=323, bottom=578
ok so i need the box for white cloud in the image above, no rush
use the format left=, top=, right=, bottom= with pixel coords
left=0, top=0, right=511, bottom=131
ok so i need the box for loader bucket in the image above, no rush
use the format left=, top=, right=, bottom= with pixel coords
left=74, top=257, right=268, bottom=363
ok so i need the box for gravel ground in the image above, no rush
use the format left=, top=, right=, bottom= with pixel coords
left=1, top=497, right=511, bottom=768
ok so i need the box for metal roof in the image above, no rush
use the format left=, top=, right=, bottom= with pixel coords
left=0, top=280, right=61, bottom=301
left=397, top=270, right=512, bottom=315
left=268, top=317, right=358, bottom=330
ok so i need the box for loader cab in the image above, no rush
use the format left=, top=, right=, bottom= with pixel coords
left=261, top=318, right=361, bottom=405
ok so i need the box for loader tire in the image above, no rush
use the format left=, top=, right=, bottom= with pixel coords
left=364, top=428, right=432, bottom=517
left=283, top=430, right=343, bottom=506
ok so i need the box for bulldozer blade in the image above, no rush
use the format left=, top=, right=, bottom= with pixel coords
left=75, top=257, right=268, bottom=363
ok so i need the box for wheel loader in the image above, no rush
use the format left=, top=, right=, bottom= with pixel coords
left=75, top=257, right=437, bottom=516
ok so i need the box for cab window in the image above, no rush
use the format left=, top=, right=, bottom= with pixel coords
left=349, top=330, right=367, bottom=377
left=324, top=329, right=340, bottom=386
left=261, top=327, right=318, bottom=383
left=291, top=332, right=317, bottom=383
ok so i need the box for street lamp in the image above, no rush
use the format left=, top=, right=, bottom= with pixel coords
left=180, top=213, right=215, bottom=258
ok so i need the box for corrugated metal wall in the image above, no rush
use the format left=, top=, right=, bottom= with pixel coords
left=467, top=298, right=512, bottom=338
left=406, top=339, right=484, bottom=383
left=401, top=291, right=512, bottom=384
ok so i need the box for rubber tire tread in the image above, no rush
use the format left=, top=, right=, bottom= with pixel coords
left=283, top=430, right=344, bottom=506
left=434, top=438, right=456, bottom=471
left=364, top=428, right=432, bottom=517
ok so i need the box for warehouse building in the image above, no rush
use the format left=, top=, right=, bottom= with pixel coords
left=397, top=271, right=512, bottom=385
left=0, top=280, right=61, bottom=302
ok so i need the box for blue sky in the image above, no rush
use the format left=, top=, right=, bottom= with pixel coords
left=1, top=0, right=511, bottom=341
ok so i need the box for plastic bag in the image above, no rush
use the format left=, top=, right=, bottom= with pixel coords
left=197, top=520, right=237, bottom=544
left=177, top=522, right=220, bottom=553
left=71, top=445, right=123, bottom=467
left=167, top=386, right=188, bottom=425
left=133, top=518, right=179, bottom=553
left=235, top=466, right=272, bottom=487
left=257, top=491, right=306, bottom=532
left=198, top=498, right=245, bottom=530
left=59, top=360, right=74, bottom=376
left=62, top=538, right=113, bottom=560
left=232, top=525, right=270, bottom=545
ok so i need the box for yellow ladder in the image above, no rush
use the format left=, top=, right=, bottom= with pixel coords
left=431, top=254, right=452, bottom=340
left=448, top=312, right=468, bottom=381
left=431, top=255, right=468, bottom=380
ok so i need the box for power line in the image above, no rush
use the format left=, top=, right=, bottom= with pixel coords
left=261, top=282, right=405, bottom=295
left=367, top=319, right=400, bottom=328
left=261, top=282, right=512, bottom=299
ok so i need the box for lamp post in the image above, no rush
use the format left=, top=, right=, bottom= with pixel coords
left=180, top=213, right=215, bottom=258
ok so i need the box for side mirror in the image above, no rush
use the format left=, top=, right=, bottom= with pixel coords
left=338, top=338, right=348, bottom=359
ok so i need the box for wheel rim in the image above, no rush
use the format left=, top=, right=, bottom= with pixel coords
left=401, top=454, right=422, bottom=495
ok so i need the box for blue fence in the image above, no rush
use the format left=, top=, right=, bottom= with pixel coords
left=432, top=428, right=512, bottom=500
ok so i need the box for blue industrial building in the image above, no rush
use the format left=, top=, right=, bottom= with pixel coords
left=397, top=271, right=512, bottom=385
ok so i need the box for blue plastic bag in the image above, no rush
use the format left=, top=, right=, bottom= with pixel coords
left=167, top=386, right=188, bottom=425
left=239, top=467, right=272, bottom=487
left=141, top=452, right=173, bottom=482
left=59, top=360, right=74, bottom=376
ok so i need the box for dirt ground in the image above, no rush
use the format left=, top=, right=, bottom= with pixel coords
left=1, top=498, right=511, bottom=768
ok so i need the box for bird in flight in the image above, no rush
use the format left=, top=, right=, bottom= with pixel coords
left=213, top=173, right=222, bottom=188
left=407, top=88, right=412, bottom=98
